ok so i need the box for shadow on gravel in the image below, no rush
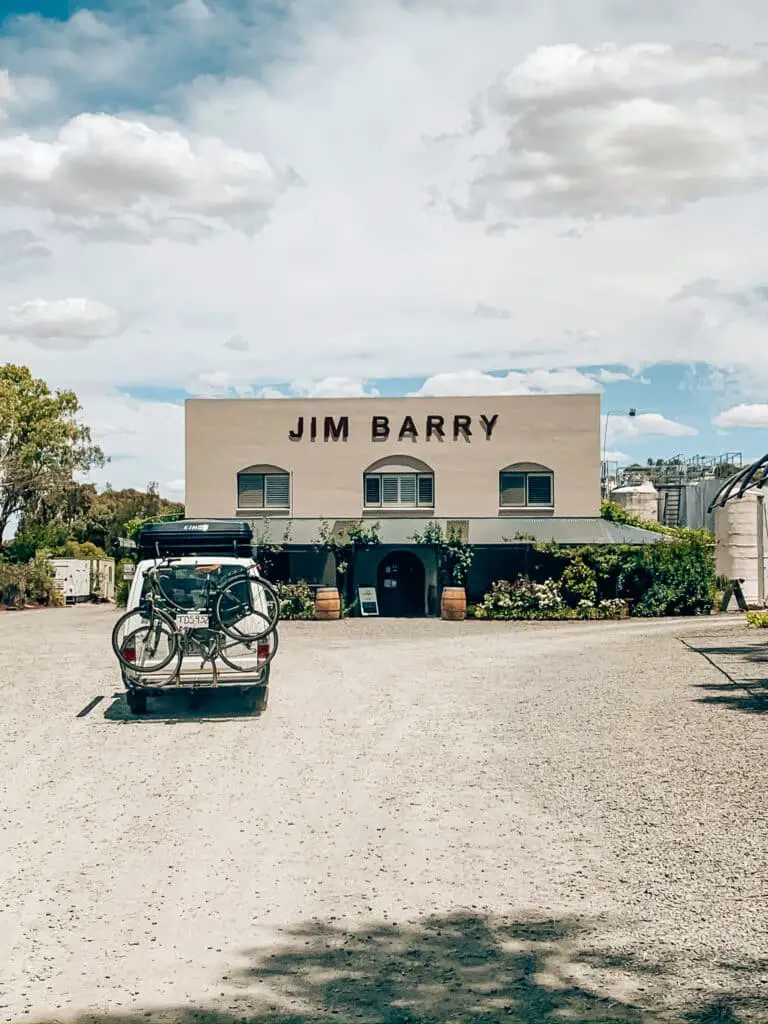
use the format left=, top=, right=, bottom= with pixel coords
left=101, top=687, right=269, bottom=723
left=29, top=913, right=764, bottom=1024
left=691, top=646, right=768, bottom=663
left=693, top=681, right=768, bottom=715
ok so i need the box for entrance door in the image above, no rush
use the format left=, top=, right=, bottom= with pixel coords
left=377, top=551, right=425, bottom=617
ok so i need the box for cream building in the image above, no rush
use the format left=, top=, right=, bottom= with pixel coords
left=185, top=394, right=661, bottom=615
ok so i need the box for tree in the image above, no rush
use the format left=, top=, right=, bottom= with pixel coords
left=12, top=480, right=184, bottom=558
left=0, top=364, right=106, bottom=549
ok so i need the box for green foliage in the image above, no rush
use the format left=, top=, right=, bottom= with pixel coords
left=600, top=498, right=715, bottom=544
left=560, top=557, right=597, bottom=607
left=314, top=520, right=381, bottom=601
left=746, top=611, right=768, bottom=628
left=276, top=580, right=317, bottom=620
left=124, top=507, right=184, bottom=541
left=0, top=364, right=106, bottom=548
left=471, top=578, right=626, bottom=620
left=529, top=532, right=716, bottom=618
left=54, top=540, right=108, bottom=560
left=411, top=521, right=474, bottom=586
left=0, top=550, right=61, bottom=607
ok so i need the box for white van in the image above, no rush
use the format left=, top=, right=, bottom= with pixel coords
left=120, top=554, right=274, bottom=714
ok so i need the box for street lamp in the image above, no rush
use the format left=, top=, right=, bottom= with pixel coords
left=602, top=408, right=637, bottom=490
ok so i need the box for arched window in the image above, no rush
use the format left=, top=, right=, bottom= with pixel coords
left=499, top=462, right=554, bottom=509
left=237, top=464, right=291, bottom=510
left=363, top=455, right=434, bottom=509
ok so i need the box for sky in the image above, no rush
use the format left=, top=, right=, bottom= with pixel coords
left=1, top=0, right=768, bottom=501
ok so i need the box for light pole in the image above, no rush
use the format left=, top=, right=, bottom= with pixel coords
left=602, top=408, right=637, bottom=493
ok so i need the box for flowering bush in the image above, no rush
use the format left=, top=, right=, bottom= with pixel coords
left=471, top=579, right=626, bottom=621
left=472, top=578, right=565, bottom=619
left=276, top=580, right=316, bottom=620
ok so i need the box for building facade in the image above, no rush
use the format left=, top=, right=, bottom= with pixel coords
left=185, top=394, right=659, bottom=614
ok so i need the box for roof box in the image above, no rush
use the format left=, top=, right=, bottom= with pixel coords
left=137, top=519, right=254, bottom=559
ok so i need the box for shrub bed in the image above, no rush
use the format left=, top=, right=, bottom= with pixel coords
left=276, top=580, right=316, bottom=620
left=0, top=551, right=61, bottom=608
left=471, top=531, right=716, bottom=621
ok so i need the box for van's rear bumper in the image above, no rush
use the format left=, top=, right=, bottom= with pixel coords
left=122, top=663, right=269, bottom=691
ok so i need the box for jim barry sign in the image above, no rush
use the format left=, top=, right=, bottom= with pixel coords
left=288, top=413, right=499, bottom=443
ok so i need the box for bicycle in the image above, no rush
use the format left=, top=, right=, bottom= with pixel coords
left=111, top=558, right=280, bottom=679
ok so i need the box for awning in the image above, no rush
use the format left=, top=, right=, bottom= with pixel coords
left=244, top=516, right=668, bottom=547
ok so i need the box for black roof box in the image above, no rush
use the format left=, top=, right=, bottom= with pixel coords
left=137, top=519, right=254, bottom=559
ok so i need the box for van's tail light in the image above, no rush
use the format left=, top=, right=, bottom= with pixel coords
left=257, top=639, right=270, bottom=664
left=122, top=637, right=136, bottom=663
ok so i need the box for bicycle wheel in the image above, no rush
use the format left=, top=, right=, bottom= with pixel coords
left=112, top=608, right=179, bottom=675
left=217, top=627, right=279, bottom=673
left=215, top=573, right=279, bottom=642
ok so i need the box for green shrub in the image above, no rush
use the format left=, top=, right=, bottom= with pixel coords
left=746, top=611, right=768, bottom=628
left=0, top=551, right=60, bottom=607
left=472, top=578, right=627, bottom=621
left=55, top=539, right=108, bottom=559
left=532, top=533, right=715, bottom=618
left=560, top=557, right=597, bottom=607
left=276, top=580, right=316, bottom=620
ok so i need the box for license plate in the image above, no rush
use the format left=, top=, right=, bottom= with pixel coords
left=177, top=612, right=209, bottom=629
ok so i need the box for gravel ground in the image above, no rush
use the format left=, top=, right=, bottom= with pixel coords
left=0, top=607, right=766, bottom=1024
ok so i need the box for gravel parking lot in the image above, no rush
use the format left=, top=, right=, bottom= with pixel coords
left=0, top=607, right=766, bottom=1024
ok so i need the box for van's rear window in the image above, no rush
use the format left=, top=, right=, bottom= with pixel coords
left=142, top=565, right=246, bottom=611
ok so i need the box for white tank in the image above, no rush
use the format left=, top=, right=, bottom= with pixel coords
left=609, top=479, right=659, bottom=522
left=715, top=489, right=768, bottom=607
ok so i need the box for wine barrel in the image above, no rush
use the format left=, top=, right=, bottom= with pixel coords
left=441, top=586, right=466, bottom=621
left=315, top=587, right=341, bottom=620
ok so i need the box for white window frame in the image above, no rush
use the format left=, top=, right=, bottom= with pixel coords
left=237, top=471, right=291, bottom=510
left=364, top=472, right=434, bottom=509
left=499, top=470, right=554, bottom=509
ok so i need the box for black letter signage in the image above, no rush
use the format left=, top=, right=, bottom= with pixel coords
left=479, top=413, right=498, bottom=440
left=324, top=415, right=349, bottom=442
left=426, top=415, right=444, bottom=440
left=453, top=415, right=472, bottom=441
left=372, top=415, right=390, bottom=440
left=398, top=415, right=418, bottom=441
left=289, top=411, right=499, bottom=442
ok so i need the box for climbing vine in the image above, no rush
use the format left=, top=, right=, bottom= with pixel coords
left=411, top=521, right=474, bottom=587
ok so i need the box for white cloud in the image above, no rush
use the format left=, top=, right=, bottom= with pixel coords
left=1, top=297, right=120, bottom=346
left=224, top=333, right=250, bottom=352
left=592, top=368, right=633, bottom=383
left=714, top=403, right=768, bottom=428
left=288, top=377, right=380, bottom=398
left=82, top=391, right=185, bottom=498
left=603, top=449, right=631, bottom=464
left=1, top=1, right=767, bottom=491
left=192, top=370, right=254, bottom=397
left=411, top=368, right=600, bottom=396
left=0, top=113, right=296, bottom=241
left=440, top=43, right=768, bottom=225
left=604, top=411, right=698, bottom=442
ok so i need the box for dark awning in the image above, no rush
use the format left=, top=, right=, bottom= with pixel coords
left=243, top=516, right=669, bottom=547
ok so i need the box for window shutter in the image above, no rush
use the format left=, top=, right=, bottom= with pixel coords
left=399, top=474, right=417, bottom=505
left=265, top=473, right=290, bottom=507
left=382, top=476, right=399, bottom=504
left=417, top=474, right=434, bottom=506
left=238, top=473, right=264, bottom=509
left=364, top=474, right=381, bottom=505
left=500, top=472, right=525, bottom=507
left=527, top=474, right=553, bottom=506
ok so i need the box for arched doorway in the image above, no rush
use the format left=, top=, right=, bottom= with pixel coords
left=377, top=551, right=426, bottom=617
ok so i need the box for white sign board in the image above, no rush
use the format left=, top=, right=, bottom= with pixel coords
left=358, top=586, right=379, bottom=617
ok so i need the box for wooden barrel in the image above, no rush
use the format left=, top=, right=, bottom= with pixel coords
left=441, top=586, right=466, bottom=621
left=315, top=587, right=341, bottom=620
